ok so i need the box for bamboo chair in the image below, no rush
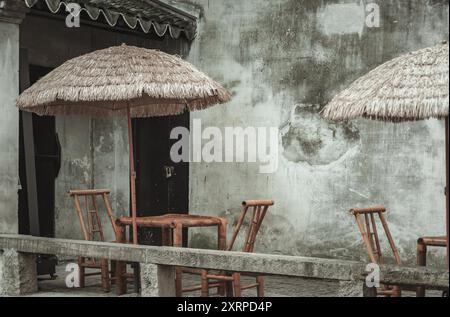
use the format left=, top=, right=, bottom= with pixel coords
left=416, top=236, right=447, bottom=297
left=181, top=200, right=274, bottom=297
left=350, top=207, right=402, bottom=297
left=69, top=189, right=131, bottom=292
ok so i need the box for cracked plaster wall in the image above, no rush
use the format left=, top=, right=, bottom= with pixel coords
left=168, top=0, right=449, bottom=266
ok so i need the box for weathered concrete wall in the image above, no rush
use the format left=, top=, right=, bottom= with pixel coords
left=0, top=21, right=19, bottom=235
left=168, top=0, right=449, bottom=266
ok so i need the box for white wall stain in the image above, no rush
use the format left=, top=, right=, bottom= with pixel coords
left=348, top=188, right=370, bottom=200
left=317, top=2, right=366, bottom=37
left=70, top=156, right=91, bottom=184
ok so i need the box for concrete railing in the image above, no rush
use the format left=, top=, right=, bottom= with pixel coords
left=0, top=234, right=448, bottom=296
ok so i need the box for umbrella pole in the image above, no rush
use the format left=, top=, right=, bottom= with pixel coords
left=446, top=117, right=449, bottom=270
left=127, top=107, right=138, bottom=245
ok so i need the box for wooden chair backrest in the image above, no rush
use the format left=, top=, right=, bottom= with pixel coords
left=350, top=207, right=401, bottom=265
left=227, top=200, right=274, bottom=253
left=69, top=189, right=118, bottom=242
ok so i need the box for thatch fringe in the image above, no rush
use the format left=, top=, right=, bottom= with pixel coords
left=16, top=44, right=231, bottom=117
left=321, top=43, right=449, bottom=122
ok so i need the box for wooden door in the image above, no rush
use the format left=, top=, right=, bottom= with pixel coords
left=134, top=113, right=190, bottom=245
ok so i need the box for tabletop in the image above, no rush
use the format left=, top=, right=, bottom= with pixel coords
left=118, top=214, right=226, bottom=228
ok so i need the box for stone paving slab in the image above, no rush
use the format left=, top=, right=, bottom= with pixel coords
left=24, top=263, right=443, bottom=297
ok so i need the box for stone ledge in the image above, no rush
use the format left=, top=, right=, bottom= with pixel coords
left=0, top=234, right=448, bottom=289
left=0, top=249, right=38, bottom=296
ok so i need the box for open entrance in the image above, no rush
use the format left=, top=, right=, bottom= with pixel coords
left=134, top=113, right=190, bottom=246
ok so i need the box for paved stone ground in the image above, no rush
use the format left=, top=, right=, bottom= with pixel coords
left=26, top=262, right=442, bottom=297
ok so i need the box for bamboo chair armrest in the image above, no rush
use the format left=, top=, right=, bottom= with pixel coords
left=350, top=206, right=386, bottom=215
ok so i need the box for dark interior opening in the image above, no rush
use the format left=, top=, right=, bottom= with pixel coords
left=18, top=65, right=60, bottom=276
left=134, top=112, right=190, bottom=246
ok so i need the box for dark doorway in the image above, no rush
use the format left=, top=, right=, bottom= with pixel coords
left=134, top=112, right=190, bottom=246
left=18, top=65, right=61, bottom=275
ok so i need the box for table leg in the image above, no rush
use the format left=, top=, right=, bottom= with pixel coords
left=217, top=219, right=228, bottom=296
left=115, top=223, right=127, bottom=295
left=416, top=240, right=427, bottom=297
left=101, top=258, right=110, bottom=292
left=218, top=218, right=227, bottom=251
left=173, top=223, right=183, bottom=247
left=162, top=226, right=174, bottom=295
left=78, top=257, right=85, bottom=288
left=173, top=223, right=183, bottom=297
left=162, top=227, right=172, bottom=246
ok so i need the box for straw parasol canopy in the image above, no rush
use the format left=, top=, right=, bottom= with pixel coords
left=321, top=42, right=449, bottom=270
left=16, top=44, right=231, bottom=245
left=16, top=44, right=231, bottom=117
left=321, top=43, right=449, bottom=122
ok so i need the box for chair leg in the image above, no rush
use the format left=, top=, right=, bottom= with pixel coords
left=217, top=281, right=226, bottom=296
left=115, top=260, right=127, bottom=295
left=226, top=280, right=234, bottom=297
left=392, top=286, right=402, bottom=297
left=101, top=259, right=110, bottom=292
left=78, top=257, right=85, bottom=288
left=133, top=263, right=140, bottom=294
left=175, top=267, right=183, bottom=297
left=416, top=242, right=427, bottom=297
left=201, top=270, right=209, bottom=297
left=233, top=273, right=241, bottom=297
left=110, top=260, right=116, bottom=285
left=379, top=284, right=389, bottom=297
left=256, top=276, right=264, bottom=297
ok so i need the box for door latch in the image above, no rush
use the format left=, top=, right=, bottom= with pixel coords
left=164, top=166, right=175, bottom=179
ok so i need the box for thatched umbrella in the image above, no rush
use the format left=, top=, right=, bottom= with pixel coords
left=322, top=42, right=449, bottom=268
left=17, top=44, right=231, bottom=244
